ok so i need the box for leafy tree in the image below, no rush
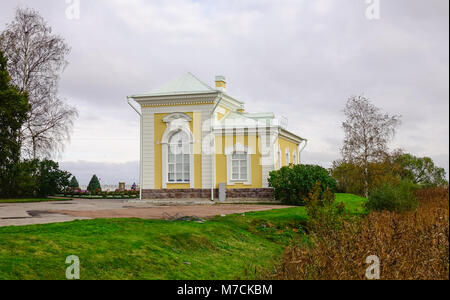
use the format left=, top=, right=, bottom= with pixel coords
left=0, top=50, right=29, bottom=197
left=87, top=175, right=101, bottom=193
left=11, top=160, right=39, bottom=197
left=341, top=96, right=401, bottom=197
left=69, top=176, right=80, bottom=189
left=37, top=160, right=71, bottom=196
left=6, top=159, right=70, bottom=197
left=0, top=7, right=77, bottom=159
left=396, top=154, right=448, bottom=187
left=332, top=150, right=405, bottom=196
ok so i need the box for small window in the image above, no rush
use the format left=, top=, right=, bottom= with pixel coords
left=293, top=152, right=297, bottom=165
left=285, top=151, right=290, bottom=166
left=231, top=152, right=248, bottom=181
left=168, top=131, right=190, bottom=183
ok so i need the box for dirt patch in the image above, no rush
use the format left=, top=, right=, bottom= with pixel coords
left=49, top=204, right=292, bottom=220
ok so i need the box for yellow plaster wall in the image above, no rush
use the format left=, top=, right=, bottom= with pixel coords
left=215, top=134, right=262, bottom=189
left=154, top=112, right=202, bottom=189
left=278, top=137, right=299, bottom=166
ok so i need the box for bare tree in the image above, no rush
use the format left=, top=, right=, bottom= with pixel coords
left=341, top=95, right=401, bottom=197
left=0, top=7, right=78, bottom=159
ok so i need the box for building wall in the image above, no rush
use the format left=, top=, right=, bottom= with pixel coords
left=215, top=134, right=263, bottom=188
left=141, top=110, right=155, bottom=189
left=140, top=103, right=215, bottom=190
left=153, top=112, right=205, bottom=189
left=278, top=137, right=299, bottom=166
left=140, top=103, right=299, bottom=192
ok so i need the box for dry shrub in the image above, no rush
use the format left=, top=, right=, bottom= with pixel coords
left=272, top=187, right=449, bottom=280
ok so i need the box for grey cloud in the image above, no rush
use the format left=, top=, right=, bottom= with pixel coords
left=59, top=160, right=139, bottom=187
left=0, top=0, right=448, bottom=179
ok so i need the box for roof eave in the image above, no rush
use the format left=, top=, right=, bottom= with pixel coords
left=279, top=128, right=306, bottom=144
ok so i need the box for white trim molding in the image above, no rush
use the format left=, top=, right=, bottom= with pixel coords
left=161, top=112, right=195, bottom=189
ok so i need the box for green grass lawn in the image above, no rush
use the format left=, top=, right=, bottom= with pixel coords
left=0, top=193, right=366, bottom=280
left=0, top=198, right=71, bottom=204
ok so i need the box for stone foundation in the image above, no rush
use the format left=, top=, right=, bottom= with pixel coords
left=141, top=188, right=274, bottom=202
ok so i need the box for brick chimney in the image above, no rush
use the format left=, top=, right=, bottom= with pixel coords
left=215, top=75, right=226, bottom=92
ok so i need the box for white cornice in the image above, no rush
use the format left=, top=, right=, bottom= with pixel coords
left=279, top=128, right=305, bottom=144
left=130, top=91, right=244, bottom=110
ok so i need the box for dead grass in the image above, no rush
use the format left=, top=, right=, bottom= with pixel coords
left=271, top=187, right=449, bottom=280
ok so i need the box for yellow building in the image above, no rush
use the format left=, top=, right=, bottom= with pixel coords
left=128, top=73, right=307, bottom=202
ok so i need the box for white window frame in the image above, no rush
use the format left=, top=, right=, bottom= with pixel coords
left=161, top=113, right=194, bottom=188
left=231, top=152, right=248, bottom=181
left=285, top=148, right=290, bottom=166
left=277, top=145, right=282, bottom=169
left=225, top=143, right=253, bottom=186
left=167, top=131, right=190, bottom=183
left=293, top=151, right=297, bottom=165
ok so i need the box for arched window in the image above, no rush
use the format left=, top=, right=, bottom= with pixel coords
left=168, top=131, right=190, bottom=183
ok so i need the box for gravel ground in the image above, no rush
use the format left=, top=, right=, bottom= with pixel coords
left=0, top=199, right=291, bottom=227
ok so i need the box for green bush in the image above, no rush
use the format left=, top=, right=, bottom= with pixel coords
left=268, top=164, right=337, bottom=206
left=87, top=175, right=102, bottom=193
left=305, top=182, right=347, bottom=234
left=365, top=180, right=419, bottom=212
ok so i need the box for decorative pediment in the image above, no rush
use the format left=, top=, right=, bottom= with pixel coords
left=163, top=112, right=192, bottom=123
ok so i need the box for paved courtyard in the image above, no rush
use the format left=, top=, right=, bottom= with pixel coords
left=0, top=199, right=291, bottom=227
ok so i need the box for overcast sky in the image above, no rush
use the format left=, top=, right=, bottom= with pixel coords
left=1, top=0, right=448, bottom=186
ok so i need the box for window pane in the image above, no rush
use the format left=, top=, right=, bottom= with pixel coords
left=168, top=131, right=191, bottom=183
left=176, top=171, right=182, bottom=182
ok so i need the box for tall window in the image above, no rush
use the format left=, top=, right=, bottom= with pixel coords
left=231, top=152, right=248, bottom=181
left=168, top=131, right=190, bottom=183
left=285, top=150, right=290, bottom=166
left=277, top=147, right=281, bottom=169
